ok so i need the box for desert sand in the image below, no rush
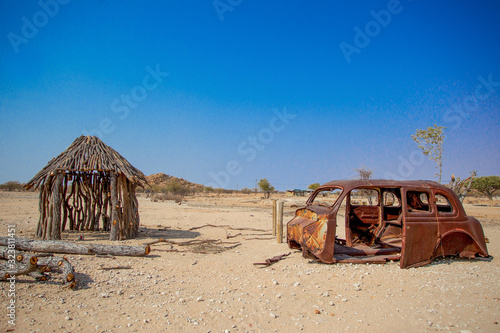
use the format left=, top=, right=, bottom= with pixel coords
left=1, top=191, right=499, bottom=332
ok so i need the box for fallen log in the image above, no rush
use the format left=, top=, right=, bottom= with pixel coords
left=0, top=246, right=38, bottom=266
left=37, top=256, right=76, bottom=288
left=0, top=260, right=38, bottom=280
left=0, top=237, right=150, bottom=257
left=1, top=248, right=77, bottom=289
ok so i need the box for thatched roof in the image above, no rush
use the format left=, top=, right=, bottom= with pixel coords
left=25, top=135, right=148, bottom=189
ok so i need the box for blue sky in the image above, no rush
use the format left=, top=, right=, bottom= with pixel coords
left=1, top=0, right=499, bottom=190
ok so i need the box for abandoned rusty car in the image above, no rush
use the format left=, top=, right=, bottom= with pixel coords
left=287, top=180, right=489, bottom=268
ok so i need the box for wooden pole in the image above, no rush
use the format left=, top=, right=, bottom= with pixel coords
left=272, top=199, right=277, bottom=236
left=36, top=184, right=44, bottom=238
left=277, top=200, right=284, bottom=243
left=109, top=173, right=119, bottom=241
left=51, top=173, right=64, bottom=240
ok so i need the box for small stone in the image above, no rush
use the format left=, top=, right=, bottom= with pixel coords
left=270, top=313, right=278, bottom=318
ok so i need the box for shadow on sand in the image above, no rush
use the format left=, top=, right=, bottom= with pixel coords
left=137, top=227, right=201, bottom=240
left=60, top=227, right=201, bottom=242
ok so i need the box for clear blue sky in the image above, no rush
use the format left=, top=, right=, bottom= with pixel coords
left=1, top=0, right=499, bottom=190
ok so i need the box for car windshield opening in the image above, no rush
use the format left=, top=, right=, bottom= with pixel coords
left=309, top=188, right=342, bottom=206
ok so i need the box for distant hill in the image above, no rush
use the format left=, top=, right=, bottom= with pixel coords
left=146, top=173, right=204, bottom=191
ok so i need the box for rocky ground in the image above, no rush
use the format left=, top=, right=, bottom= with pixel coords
left=0, top=191, right=499, bottom=332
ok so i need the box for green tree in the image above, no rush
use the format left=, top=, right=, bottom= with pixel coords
left=412, top=124, right=446, bottom=183
left=308, top=183, right=321, bottom=190
left=471, top=176, right=500, bottom=204
left=258, top=178, right=275, bottom=199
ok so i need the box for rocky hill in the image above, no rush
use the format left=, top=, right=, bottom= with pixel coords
left=146, top=173, right=204, bottom=191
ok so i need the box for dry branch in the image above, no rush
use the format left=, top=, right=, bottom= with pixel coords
left=244, top=237, right=275, bottom=240
left=189, top=224, right=267, bottom=232
left=99, top=266, right=132, bottom=270
left=147, top=239, right=239, bottom=246
left=147, top=238, right=241, bottom=254
left=254, top=252, right=291, bottom=266
left=0, top=237, right=150, bottom=257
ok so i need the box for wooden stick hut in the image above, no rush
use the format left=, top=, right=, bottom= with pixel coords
left=24, top=136, right=148, bottom=241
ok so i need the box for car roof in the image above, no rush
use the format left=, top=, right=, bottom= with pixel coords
left=320, top=179, right=450, bottom=192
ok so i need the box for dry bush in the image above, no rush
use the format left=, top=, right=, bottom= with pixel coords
left=0, top=180, right=24, bottom=192
left=152, top=193, right=183, bottom=203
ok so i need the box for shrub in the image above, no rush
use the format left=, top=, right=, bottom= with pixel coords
left=0, top=181, right=24, bottom=191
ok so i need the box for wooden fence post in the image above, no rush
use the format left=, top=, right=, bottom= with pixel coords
left=272, top=199, right=277, bottom=236
left=277, top=200, right=284, bottom=243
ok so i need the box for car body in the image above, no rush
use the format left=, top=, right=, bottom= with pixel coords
left=287, top=180, right=489, bottom=268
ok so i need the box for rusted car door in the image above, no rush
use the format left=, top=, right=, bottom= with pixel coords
left=400, top=187, right=438, bottom=268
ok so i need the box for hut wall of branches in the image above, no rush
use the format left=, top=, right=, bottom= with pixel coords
left=25, top=136, right=148, bottom=241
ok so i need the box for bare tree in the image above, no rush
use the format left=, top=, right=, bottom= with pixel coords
left=449, top=171, right=476, bottom=203
left=354, top=167, right=374, bottom=180
left=412, top=124, right=446, bottom=183
left=354, top=167, right=374, bottom=204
